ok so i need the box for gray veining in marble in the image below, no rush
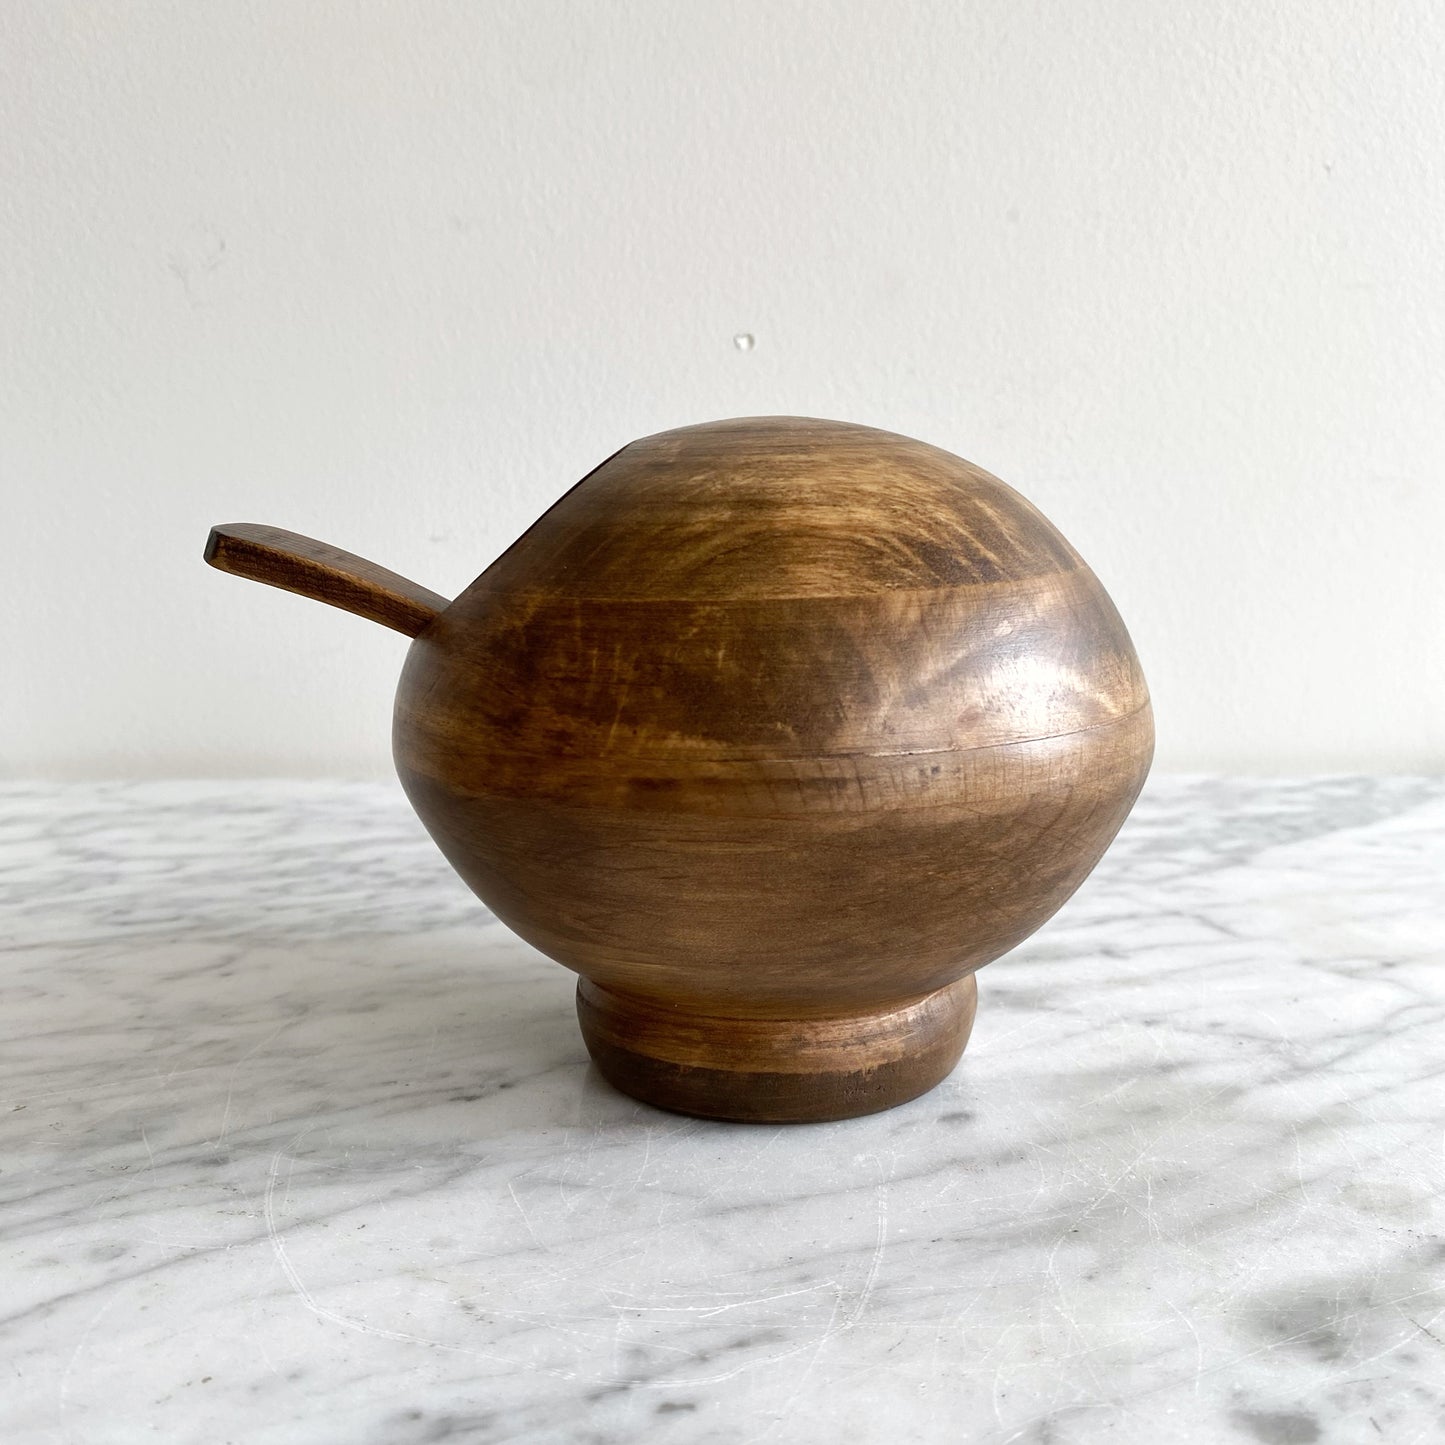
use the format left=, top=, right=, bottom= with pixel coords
left=2, top=777, right=1443, bottom=1444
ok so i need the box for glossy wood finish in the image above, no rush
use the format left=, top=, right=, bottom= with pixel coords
left=204, top=524, right=447, bottom=638
left=208, top=417, right=1153, bottom=1122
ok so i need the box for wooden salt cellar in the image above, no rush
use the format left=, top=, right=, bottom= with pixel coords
left=205, top=417, right=1152, bottom=1122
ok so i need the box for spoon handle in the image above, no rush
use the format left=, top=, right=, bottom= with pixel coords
left=204, top=524, right=448, bottom=638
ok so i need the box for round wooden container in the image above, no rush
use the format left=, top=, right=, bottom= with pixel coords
left=206, top=417, right=1153, bottom=1122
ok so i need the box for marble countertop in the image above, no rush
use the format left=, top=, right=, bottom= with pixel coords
left=3, top=777, right=1443, bottom=1444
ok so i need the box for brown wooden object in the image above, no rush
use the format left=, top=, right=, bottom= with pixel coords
left=204, top=417, right=1153, bottom=1123
left=203, top=523, right=447, bottom=637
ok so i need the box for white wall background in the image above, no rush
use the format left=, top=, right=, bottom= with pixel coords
left=4, top=0, right=1442, bottom=779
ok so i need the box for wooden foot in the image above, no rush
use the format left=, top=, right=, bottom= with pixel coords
left=576, top=974, right=977, bottom=1123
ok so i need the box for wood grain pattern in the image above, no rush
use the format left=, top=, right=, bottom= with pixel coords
left=204, top=524, right=447, bottom=638
left=209, top=417, right=1154, bottom=1122
left=576, top=974, right=978, bottom=1123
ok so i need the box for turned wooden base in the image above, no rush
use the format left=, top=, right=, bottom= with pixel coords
left=576, top=974, right=978, bottom=1123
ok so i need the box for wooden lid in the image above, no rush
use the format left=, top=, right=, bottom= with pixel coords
left=467, top=416, right=1083, bottom=602
left=409, top=416, right=1149, bottom=771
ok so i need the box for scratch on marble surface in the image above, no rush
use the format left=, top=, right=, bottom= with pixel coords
left=56, top=1292, right=121, bottom=1412
left=846, top=1173, right=891, bottom=1330
left=505, top=1177, right=547, bottom=1253
left=1166, top=1297, right=1206, bottom=1393
left=261, top=1135, right=503, bottom=1363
